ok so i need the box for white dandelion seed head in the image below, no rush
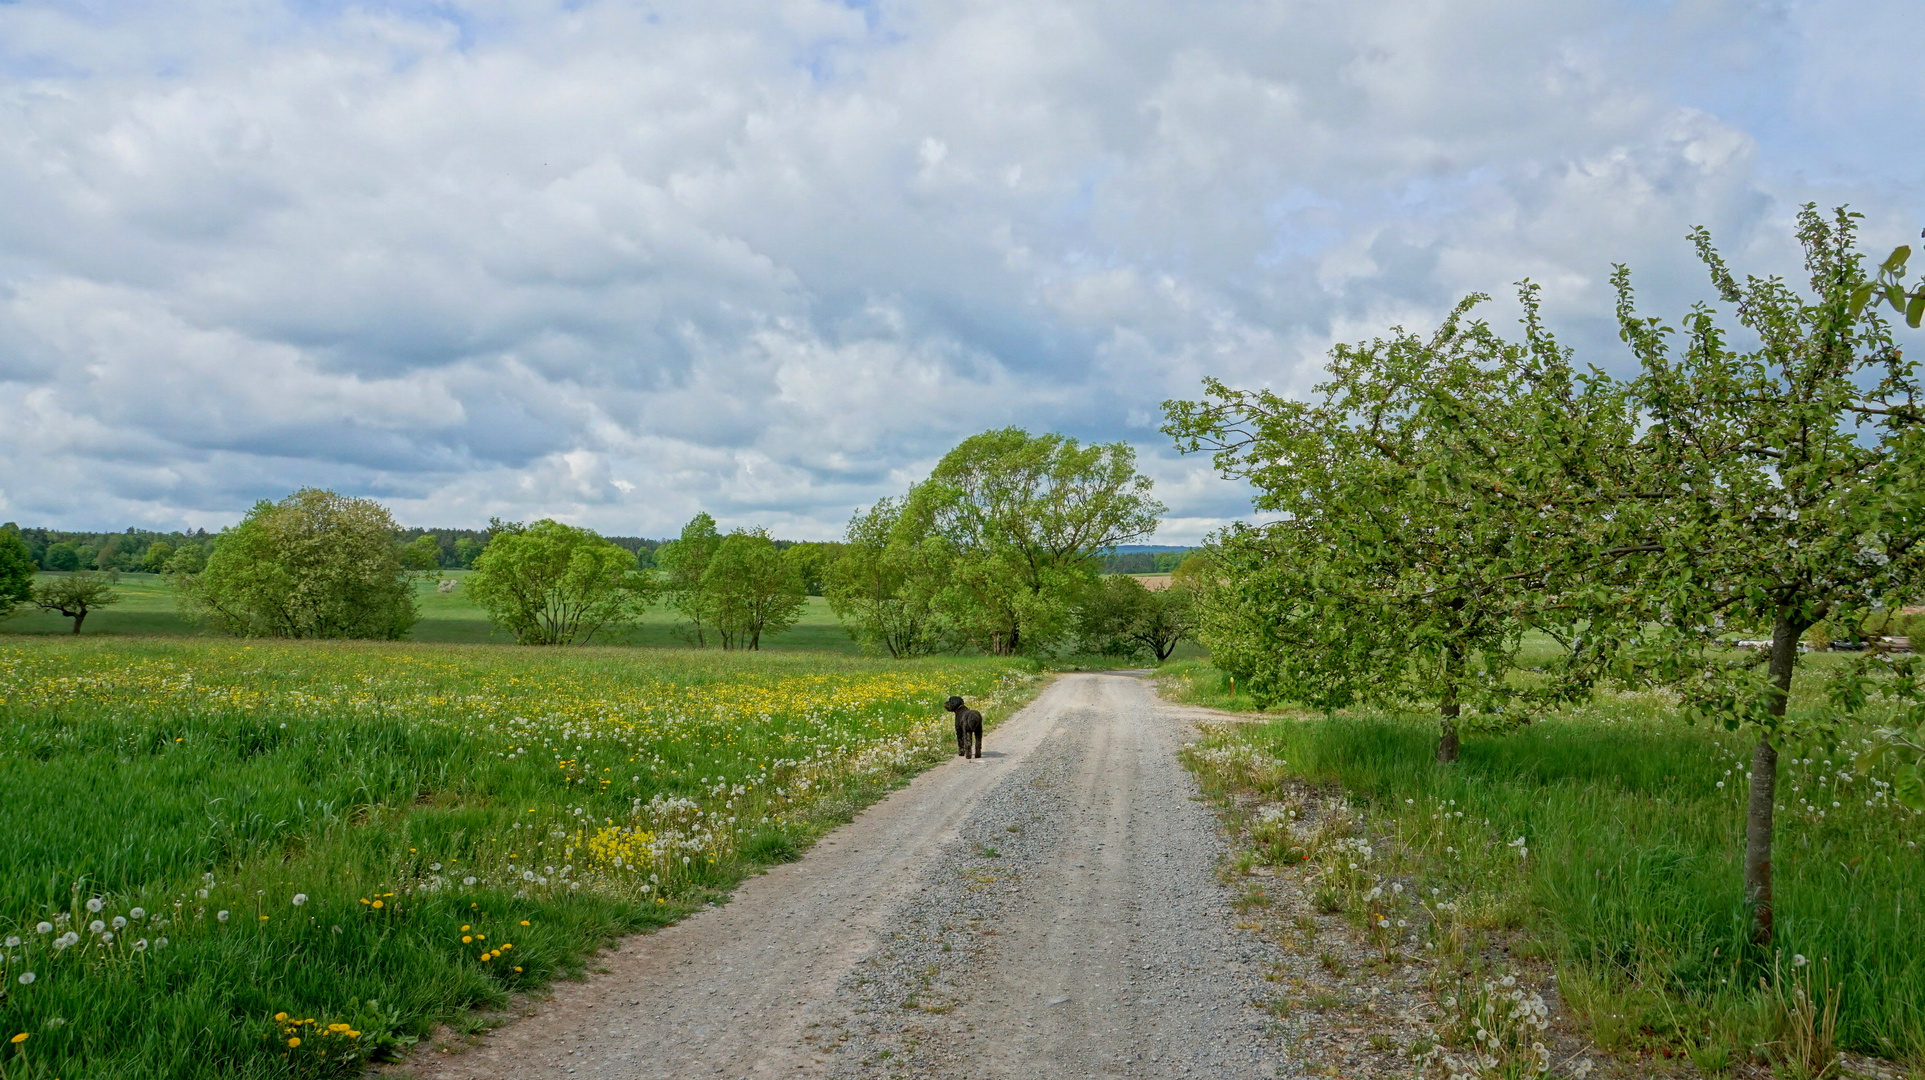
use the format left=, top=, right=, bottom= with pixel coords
left=88, top=920, right=105, bottom=934
left=2, top=936, right=16, bottom=948
left=35, top=923, right=51, bottom=935
left=133, top=939, right=148, bottom=952
left=85, top=898, right=103, bottom=913
left=463, top=876, right=477, bottom=886
left=17, top=972, right=34, bottom=985
left=100, top=932, right=113, bottom=943
left=110, top=916, right=127, bottom=930
left=292, top=894, right=308, bottom=907
left=1793, top=954, right=1808, bottom=967
left=155, top=937, right=168, bottom=948
left=216, top=910, right=230, bottom=923
left=129, top=907, right=145, bottom=920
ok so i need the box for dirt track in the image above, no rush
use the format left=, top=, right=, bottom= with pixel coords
left=404, top=674, right=1285, bottom=1080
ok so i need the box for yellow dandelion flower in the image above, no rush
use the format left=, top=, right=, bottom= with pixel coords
left=10, top=1033, right=28, bottom=1044
left=274, top=1012, right=288, bottom=1022
left=287, top=1037, right=301, bottom=1048
left=462, top=936, right=472, bottom=943
left=371, top=900, right=384, bottom=909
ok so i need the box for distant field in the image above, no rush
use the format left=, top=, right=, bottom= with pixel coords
left=1, top=571, right=868, bottom=652
left=0, top=637, right=1035, bottom=1078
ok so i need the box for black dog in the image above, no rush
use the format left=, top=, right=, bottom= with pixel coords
left=945, top=695, right=983, bottom=759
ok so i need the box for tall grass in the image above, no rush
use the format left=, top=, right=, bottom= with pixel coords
left=1174, top=670, right=1925, bottom=1063
left=0, top=638, right=1034, bottom=1078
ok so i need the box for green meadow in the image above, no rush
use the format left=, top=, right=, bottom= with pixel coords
left=0, top=637, right=1034, bottom=1078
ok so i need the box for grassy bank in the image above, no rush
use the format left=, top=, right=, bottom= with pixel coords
left=0, top=638, right=1036, bottom=1078
left=1171, top=666, right=1925, bottom=1073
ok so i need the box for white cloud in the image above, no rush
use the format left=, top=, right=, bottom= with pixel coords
left=0, top=0, right=1912, bottom=543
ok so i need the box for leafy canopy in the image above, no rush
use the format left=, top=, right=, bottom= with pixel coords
left=466, top=519, right=658, bottom=645
left=178, top=488, right=419, bottom=640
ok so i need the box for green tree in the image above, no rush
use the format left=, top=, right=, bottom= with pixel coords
left=910, top=428, right=1164, bottom=655
left=44, top=543, right=80, bottom=572
left=1578, top=207, right=1925, bottom=946
left=700, top=529, right=805, bottom=650
left=1166, top=294, right=1628, bottom=756
left=0, top=524, right=35, bottom=617
left=32, top=571, right=121, bottom=634
left=178, top=489, right=419, bottom=639
left=139, top=541, right=176, bottom=574
left=400, top=535, right=443, bottom=571
left=1076, top=575, right=1197, bottom=662
left=782, top=541, right=842, bottom=596
left=164, top=544, right=207, bottom=576
left=453, top=537, right=486, bottom=568
left=826, top=497, right=952, bottom=658
left=657, top=513, right=723, bottom=647
left=465, top=519, right=659, bottom=645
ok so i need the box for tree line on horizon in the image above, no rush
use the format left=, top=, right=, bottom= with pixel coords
left=0, top=429, right=1198, bottom=658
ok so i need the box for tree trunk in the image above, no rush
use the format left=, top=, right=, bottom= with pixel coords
left=1746, top=616, right=1801, bottom=947
left=1436, top=644, right=1463, bottom=763
left=70, top=610, right=86, bottom=634
left=1437, top=701, right=1460, bottom=763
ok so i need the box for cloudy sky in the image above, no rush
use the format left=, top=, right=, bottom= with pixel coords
left=0, top=0, right=1918, bottom=541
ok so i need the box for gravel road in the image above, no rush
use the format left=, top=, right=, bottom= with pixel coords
left=404, top=674, right=1287, bottom=1080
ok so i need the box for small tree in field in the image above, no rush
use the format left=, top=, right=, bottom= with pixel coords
left=179, top=489, right=418, bottom=639
left=701, top=529, right=805, bottom=650
left=33, top=571, right=121, bottom=633
left=466, top=519, right=658, bottom=645
left=1592, top=206, right=1925, bottom=947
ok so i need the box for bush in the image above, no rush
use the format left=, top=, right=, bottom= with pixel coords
left=178, top=489, right=418, bottom=639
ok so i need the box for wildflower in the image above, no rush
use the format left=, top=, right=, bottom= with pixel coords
left=85, top=898, right=103, bottom=913
left=430, top=863, right=442, bottom=871
left=100, top=932, right=113, bottom=943
left=217, top=910, right=230, bottom=922
left=292, top=894, right=308, bottom=907
left=371, top=900, right=384, bottom=909
left=2, top=936, right=15, bottom=948
left=287, top=1037, right=301, bottom=1048
left=111, top=916, right=127, bottom=930
left=133, top=939, right=147, bottom=952
left=10, top=1033, right=26, bottom=1044
left=34, top=923, right=51, bottom=935
left=88, top=920, right=105, bottom=934
left=155, top=937, right=168, bottom=948
left=275, top=1012, right=289, bottom=1021
left=129, top=907, right=145, bottom=919
left=463, top=877, right=477, bottom=886
left=1793, top=954, right=1808, bottom=967
left=16, top=972, right=34, bottom=985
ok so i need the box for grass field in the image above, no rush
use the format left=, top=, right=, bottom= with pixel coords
left=0, top=637, right=1035, bottom=1078
left=1167, top=661, right=1925, bottom=1071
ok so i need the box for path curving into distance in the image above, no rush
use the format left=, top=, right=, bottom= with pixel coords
left=402, top=674, right=1287, bottom=1080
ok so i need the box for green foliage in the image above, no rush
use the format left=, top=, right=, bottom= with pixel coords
left=825, top=497, right=953, bottom=658
left=30, top=571, right=122, bottom=634
left=399, top=535, right=443, bottom=572
left=464, top=520, right=660, bottom=645
left=1074, top=575, right=1195, bottom=661
left=177, top=489, right=419, bottom=640
left=163, top=543, right=207, bottom=576
left=452, top=536, right=486, bottom=568
left=781, top=541, right=842, bottom=596
left=1165, top=293, right=1631, bottom=752
left=909, top=427, right=1164, bottom=655
left=139, top=540, right=175, bottom=574
left=656, top=513, right=722, bottom=647
left=0, top=524, right=34, bottom=616
left=43, top=542, right=80, bottom=572
left=700, top=529, right=806, bottom=650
